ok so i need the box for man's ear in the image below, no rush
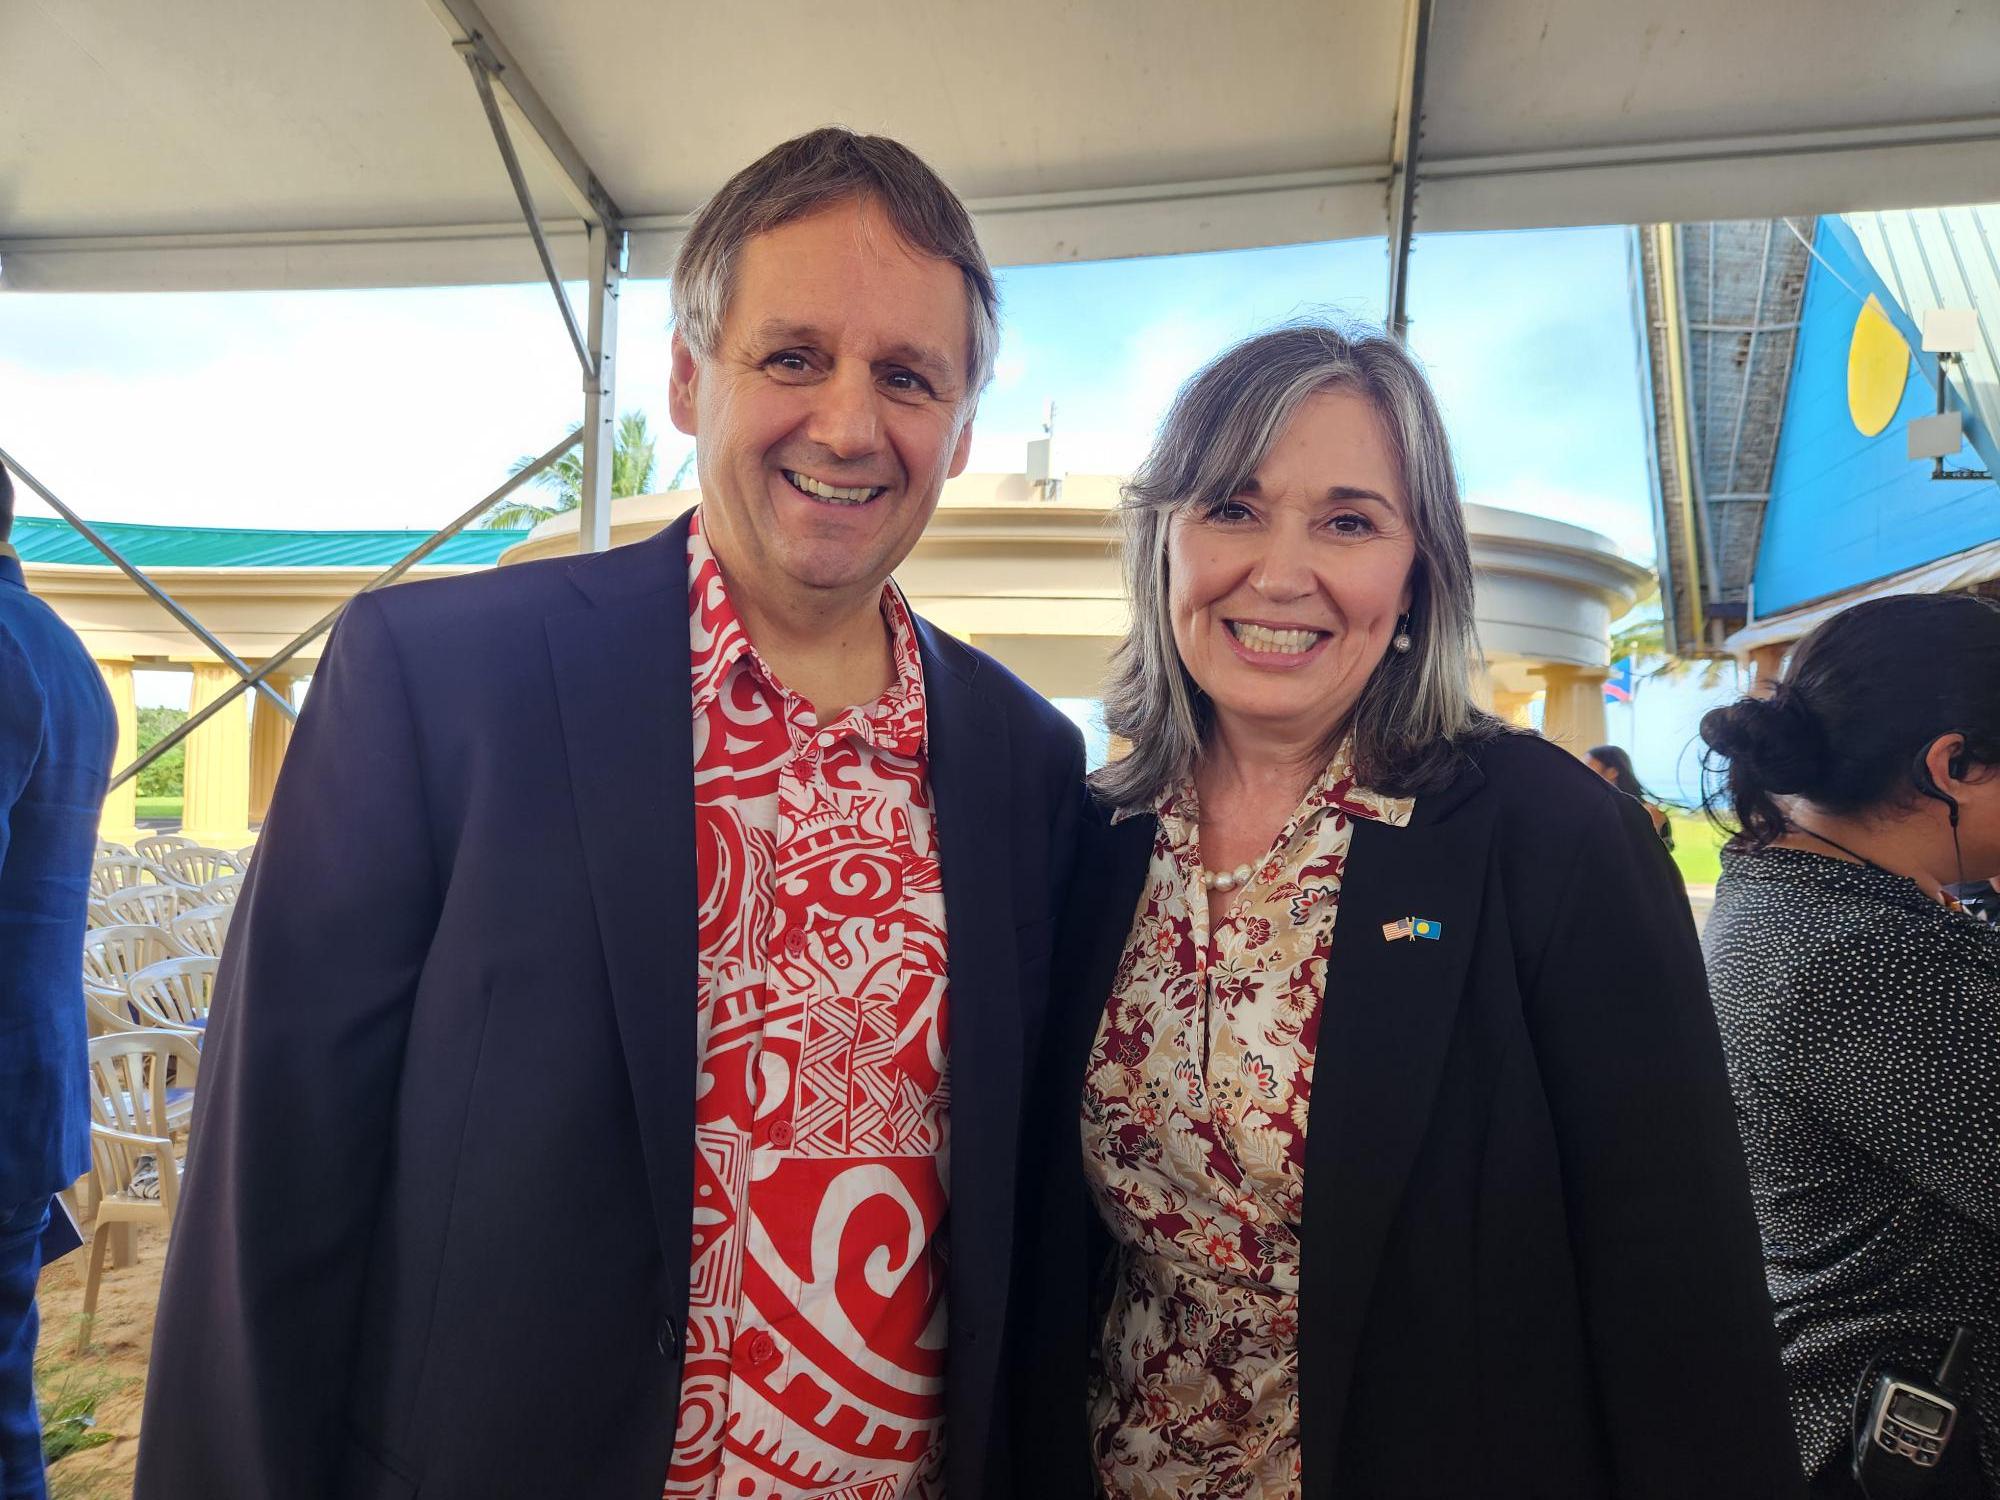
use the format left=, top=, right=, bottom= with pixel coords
left=946, top=403, right=976, bottom=480
left=668, top=332, right=701, bottom=438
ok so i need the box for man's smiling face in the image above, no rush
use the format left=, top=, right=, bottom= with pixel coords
left=668, top=195, right=977, bottom=614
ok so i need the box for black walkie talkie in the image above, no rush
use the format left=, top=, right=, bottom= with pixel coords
left=1855, top=1327, right=1976, bottom=1499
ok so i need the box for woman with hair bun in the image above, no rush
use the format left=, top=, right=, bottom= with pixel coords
left=1701, top=591, right=2000, bottom=1498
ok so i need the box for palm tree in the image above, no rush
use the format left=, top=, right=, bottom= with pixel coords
left=1610, top=612, right=1733, bottom=689
left=486, top=411, right=690, bottom=528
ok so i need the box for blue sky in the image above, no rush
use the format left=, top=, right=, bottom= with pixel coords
left=0, top=225, right=1657, bottom=559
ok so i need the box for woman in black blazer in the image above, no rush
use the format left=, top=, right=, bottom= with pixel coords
left=1015, top=322, right=1801, bottom=1499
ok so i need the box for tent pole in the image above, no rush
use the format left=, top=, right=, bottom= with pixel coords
left=27, top=425, right=581, bottom=792
left=1385, top=0, right=1432, bottom=342
left=424, top=0, right=622, bottom=228
left=428, top=0, right=628, bottom=552
left=0, top=447, right=296, bottom=724
left=579, top=223, right=623, bottom=554
left=462, top=51, right=596, bottom=380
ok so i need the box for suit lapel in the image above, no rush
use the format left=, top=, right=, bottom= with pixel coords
left=545, top=516, right=699, bottom=1301
left=916, top=621, right=1022, bottom=1498
left=1299, top=756, right=1491, bottom=1488
left=1061, top=806, right=1158, bottom=1100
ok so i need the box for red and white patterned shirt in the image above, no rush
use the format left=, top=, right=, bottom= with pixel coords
left=666, top=510, right=950, bottom=1500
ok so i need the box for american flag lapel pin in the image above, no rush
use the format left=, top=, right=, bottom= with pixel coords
left=1382, top=917, right=1414, bottom=942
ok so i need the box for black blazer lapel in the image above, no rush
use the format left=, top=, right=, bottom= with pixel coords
left=1299, top=756, right=1490, bottom=1487
left=1014, top=799, right=1155, bottom=1494
left=917, top=621, right=1022, bottom=1497
left=544, top=515, right=699, bottom=1319
left=1059, top=805, right=1158, bottom=1104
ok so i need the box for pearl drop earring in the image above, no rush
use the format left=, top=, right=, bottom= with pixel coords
left=1392, top=613, right=1413, bottom=653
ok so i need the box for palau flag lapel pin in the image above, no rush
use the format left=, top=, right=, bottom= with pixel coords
left=1383, top=916, right=1444, bottom=943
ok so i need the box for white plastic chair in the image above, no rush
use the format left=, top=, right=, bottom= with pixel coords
left=84, top=982, right=143, bottom=1036
left=126, top=956, right=217, bottom=1031
left=235, top=842, right=258, bottom=867
left=84, top=973, right=200, bottom=1036
left=133, top=832, right=196, bottom=864
left=102, top=882, right=194, bottom=931
left=155, top=846, right=245, bottom=888
left=82, top=924, right=189, bottom=995
left=89, top=855, right=157, bottom=897
left=169, top=903, right=233, bottom=959
left=197, top=875, right=244, bottom=907
left=84, top=897, right=116, bottom=930
left=79, top=1030, right=201, bottom=1350
left=96, top=838, right=132, bottom=860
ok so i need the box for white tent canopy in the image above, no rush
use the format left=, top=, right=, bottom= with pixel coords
left=7, top=0, right=2000, bottom=292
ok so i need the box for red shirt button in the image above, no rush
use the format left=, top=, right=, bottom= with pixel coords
left=741, top=1329, right=779, bottom=1372
left=769, top=1120, right=795, bottom=1150
left=786, top=756, right=813, bottom=780
left=782, top=928, right=807, bottom=959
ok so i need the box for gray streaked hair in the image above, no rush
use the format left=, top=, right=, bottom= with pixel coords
left=1094, top=319, right=1499, bottom=813
left=670, top=127, right=999, bottom=393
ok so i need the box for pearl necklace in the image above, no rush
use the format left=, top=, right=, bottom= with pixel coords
left=1199, top=860, right=1257, bottom=892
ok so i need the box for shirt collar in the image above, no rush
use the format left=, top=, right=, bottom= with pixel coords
left=685, top=506, right=927, bottom=758
left=1150, top=739, right=1415, bottom=847
left=0, top=544, right=21, bottom=588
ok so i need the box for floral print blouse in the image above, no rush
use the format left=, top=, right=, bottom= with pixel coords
left=1080, top=751, right=1414, bottom=1498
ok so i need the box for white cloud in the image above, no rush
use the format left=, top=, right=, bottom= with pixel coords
left=0, top=282, right=684, bottom=531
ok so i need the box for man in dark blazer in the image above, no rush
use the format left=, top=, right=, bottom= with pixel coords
left=0, top=461, right=116, bottom=1500
left=138, top=131, right=1082, bottom=1500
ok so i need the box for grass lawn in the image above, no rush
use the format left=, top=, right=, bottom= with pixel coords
left=1668, top=811, right=1730, bottom=887
left=134, top=797, right=182, bottom=823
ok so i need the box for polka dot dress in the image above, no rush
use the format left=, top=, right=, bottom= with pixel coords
left=1705, top=844, right=2000, bottom=1494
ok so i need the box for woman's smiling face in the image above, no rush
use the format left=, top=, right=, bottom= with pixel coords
left=1167, top=386, right=1419, bottom=748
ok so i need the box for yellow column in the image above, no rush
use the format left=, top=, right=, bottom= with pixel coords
left=248, top=670, right=295, bottom=825
left=95, top=658, right=141, bottom=847
left=1533, top=664, right=1612, bottom=755
left=181, top=661, right=253, bottom=849
left=1747, top=644, right=1787, bottom=699
left=1490, top=689, right=1539, bottom=729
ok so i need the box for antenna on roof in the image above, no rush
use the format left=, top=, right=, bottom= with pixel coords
left=1911, top=309, right=1992, bottom=482
left=1027, top=401, right=1063, bottom=503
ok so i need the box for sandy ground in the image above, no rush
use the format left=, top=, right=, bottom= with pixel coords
left=32, top=1208, right=165, bottom=1500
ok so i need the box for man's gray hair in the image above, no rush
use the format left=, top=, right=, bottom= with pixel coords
left=1094, top=319, right=1499, bottom=813
left=670, top=127, right=999, bottom=393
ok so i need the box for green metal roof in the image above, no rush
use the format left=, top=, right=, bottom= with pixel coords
left=11, top=515, right=529, bottom=568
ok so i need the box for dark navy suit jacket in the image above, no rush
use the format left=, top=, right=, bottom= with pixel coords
left=0, top=549, right=115, bottom=1214
left=137, top=512, right=1083, bottom=1500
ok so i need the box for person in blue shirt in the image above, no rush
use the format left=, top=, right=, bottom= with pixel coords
left=0, top=461, right=116, bottom=1500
